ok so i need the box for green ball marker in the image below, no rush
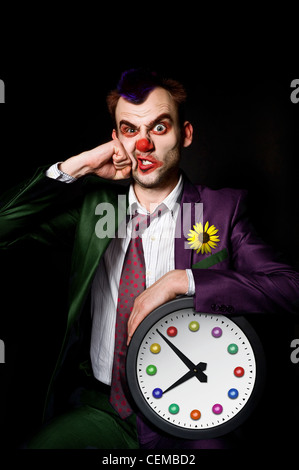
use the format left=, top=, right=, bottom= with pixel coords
left=227, top=343, right=239, bottom=354
left=168, top=403, right=180, bottom=414
left=146, top=365, right=157, bottom=376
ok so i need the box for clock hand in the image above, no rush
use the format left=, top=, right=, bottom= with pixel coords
left=194, top=362, right=208, bottom=383
left=163, top=360, right=208, bottom=395
left=156, top=329, right=208, bottom=381
left=156, top=328, right=196, bottom=371
left=163, top=369, right=194, bottom=394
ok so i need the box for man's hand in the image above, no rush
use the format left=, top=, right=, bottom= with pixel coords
left=127, top=269, right=189, bottom=345
left=59, top=139, right=136, bottom=180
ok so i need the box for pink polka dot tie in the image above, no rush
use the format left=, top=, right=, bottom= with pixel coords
left=109, top=212, right=149, bottom=418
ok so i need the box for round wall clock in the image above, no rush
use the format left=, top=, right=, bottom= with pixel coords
left=126, top=296, right=265, bottom=439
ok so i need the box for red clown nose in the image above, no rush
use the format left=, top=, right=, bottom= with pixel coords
left=136, top=138, right=154, bottom=152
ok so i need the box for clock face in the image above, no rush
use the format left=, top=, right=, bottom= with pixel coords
left=126, top=297, right=265, bottom=439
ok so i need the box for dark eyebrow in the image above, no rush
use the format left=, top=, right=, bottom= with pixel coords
left=119, top=113, right=173, bottom=131
left=119, top=119, right=136, bottom=130
left=148, top=113, right=173, bottom=129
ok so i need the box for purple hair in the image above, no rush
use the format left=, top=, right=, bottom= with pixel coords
left=106, top=68, right=187, bottom=126
left=117, top=68, right=161, bottom=104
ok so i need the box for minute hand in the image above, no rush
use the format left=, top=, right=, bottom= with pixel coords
left=163, top=361, right=208, bottom=395
left=156, top=328, right=197, bottom=371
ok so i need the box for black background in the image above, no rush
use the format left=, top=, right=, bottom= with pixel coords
left=0, top=23, right=298, bottom=458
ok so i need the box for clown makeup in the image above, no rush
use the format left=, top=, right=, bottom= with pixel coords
left=114, top=87, right=192, bottom=190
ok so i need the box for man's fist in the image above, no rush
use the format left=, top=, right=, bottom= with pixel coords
left=59, top=139, right=134, bottom=180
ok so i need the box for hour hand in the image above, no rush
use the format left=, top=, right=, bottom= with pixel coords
left=163, top=361, right=208, bottom=395
left=163, top=369, right=194, bottom=394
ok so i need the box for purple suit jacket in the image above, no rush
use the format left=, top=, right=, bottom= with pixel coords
left=175, top=177, right=298, bottom=316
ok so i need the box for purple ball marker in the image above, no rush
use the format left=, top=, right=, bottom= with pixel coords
left=212, top=327, right=223, bottom=338
left=212, top=404, right=223, bottom=415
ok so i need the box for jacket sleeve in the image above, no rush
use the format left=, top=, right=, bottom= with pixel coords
left=0, top=166, right=82, bottom=249
left=192, top=191, right=299, bottom=315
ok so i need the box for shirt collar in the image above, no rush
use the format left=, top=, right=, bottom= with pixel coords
left=128, top=173, right=183, bottom=217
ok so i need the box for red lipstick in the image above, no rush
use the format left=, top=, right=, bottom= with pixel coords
left=136, top=155, right=163, bottom=174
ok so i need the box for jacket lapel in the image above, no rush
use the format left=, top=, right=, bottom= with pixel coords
left=67, top=182, right=129, bottom=329
left=175, top=175, right=202, bottom=270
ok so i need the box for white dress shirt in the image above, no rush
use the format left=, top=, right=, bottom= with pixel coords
left=46, top=163, right=195, bottom=385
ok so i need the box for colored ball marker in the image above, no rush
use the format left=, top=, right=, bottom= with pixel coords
left=169, top=403, right=180, bottom=414
left=212, top=327, right=222, bottom=338
left=228, top=388, right=239, bottom=399
left=167, top=326, right=177, bottom=337
left=212, top=404, right=223, bottom=415
left=146, top=365, right=157, bottom=376
left=234, top=366, right=245, bottom=377
left=150, top=343, right=161, bottom=354
left=190, top=409, right=201, bottom=420
left=152, top=388, right=163, bottom=398
left=228, top=343, right=239, bottom=354
left=188, top=321, right=199, bottom=332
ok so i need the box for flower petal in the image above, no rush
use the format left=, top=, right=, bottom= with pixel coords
left=208, top=241, right=217, bottom=248
left=205, top=243, right=211, bottom=254
left=196, top=222, right=203, bottom=233
left=208, top=227, right=219, bottom=235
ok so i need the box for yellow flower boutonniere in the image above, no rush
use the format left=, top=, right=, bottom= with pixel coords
left=187, top=221, right=220, bottom=254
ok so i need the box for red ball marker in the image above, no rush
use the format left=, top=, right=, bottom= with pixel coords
left=136, top=138, right=154, bottom=152
left=167, top=326, right=177, bottom=337
left=234, top=366, right=245, bottom=377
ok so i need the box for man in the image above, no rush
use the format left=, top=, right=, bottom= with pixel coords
left=0, top=69, right=298, bottom=449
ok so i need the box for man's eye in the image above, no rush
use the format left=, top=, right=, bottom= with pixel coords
left=152, top=123, right=167, bottom=134
left=120, top=126, right=138, bottom=137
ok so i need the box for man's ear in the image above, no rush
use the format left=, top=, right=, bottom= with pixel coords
left=112, top=129, right=117, bottom=140
left=182, top=121, right=193, bottom=148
